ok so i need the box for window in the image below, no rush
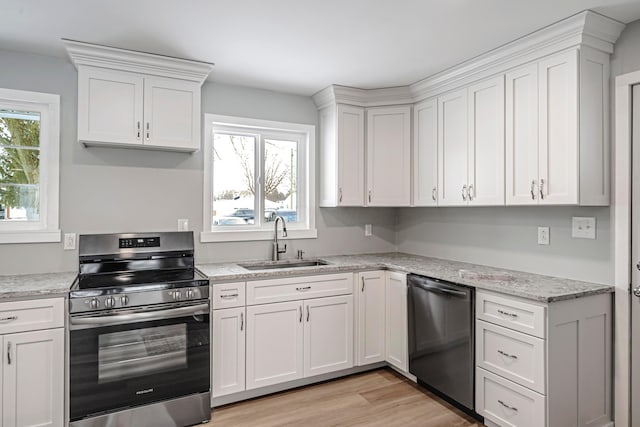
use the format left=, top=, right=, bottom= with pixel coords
left=202, top=114, right=316, bottom=242
left=0, top=88, right=60, bottom=243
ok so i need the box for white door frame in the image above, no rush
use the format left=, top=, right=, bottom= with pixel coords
left=613, top=70, right=640, bottom=427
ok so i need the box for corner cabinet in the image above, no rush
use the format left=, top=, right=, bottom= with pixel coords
left=0, top=298, right=65, bottom=427
left=65, top=39, right=213, bottom=153
left=366, top=106, right=412, bottom=206
left=385, top=271, right=408, bottom=372
left=356, top=271, right=386, bottom=365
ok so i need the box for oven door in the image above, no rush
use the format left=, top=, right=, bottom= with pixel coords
left=69, top=301, right=210, bottom=422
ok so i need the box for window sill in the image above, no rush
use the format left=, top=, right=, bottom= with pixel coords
left=200, top=228, right=317, bottom=243
left=0, top=230, right=61, bottom=244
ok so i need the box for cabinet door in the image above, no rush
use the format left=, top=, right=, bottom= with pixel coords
left=78, top=66, right=144, bottom=145
left=538, top=50, right=579, bottom=205
left=467, top=75, right=505, bottom=206
left=506, top=64, right=539, bottom=205
left=304, top=295, right=353, bottom=377
left=212, top=307, right=245, bottom=397
left=337, top=104, right=365, bottom=206
left=3, top=329, right=64, bottom=427
left=413, top=98, right=438, bottom=206
left=438, top=89, right=469, bottom=206
left=357, top=271, right=386, bottom=365
left=366, top=106, right=411, bottom=206
left=386, top=272, right=408, bottom=372
left=246, top=301, right=303, bottom=389
left=143, top=77, right=201, bottom=151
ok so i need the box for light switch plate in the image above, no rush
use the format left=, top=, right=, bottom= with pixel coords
left=537, top=227, right=550, bottom=245
left=64, top=233, right=76, bottom=250
left=178, top=219, right=189, bottom=231
left=365, top=224, right=372, bottom=236
left=572, top=217, right=596, bottom=239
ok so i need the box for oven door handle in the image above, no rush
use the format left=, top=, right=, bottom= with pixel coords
left=70, top=303, right=209, bottom=329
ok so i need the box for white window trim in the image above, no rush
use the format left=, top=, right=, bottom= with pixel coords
left=201, top=114, right=316, bottom=243
left=0, top=88, right=60, bottom=244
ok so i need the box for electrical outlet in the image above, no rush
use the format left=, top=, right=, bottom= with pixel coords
left=178, top=219, right=189, bottom=231
left=64, top=233, right=76, bottom=250
left=572, top=217, right=596, bottom=239
left=365, top=224, right=372, bottom=237
left=537, top=227, right=550, bottom=245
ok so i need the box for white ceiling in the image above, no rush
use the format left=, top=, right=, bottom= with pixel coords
left=2, top=0, right=640, bottom=96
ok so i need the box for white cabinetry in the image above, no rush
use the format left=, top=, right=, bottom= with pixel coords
left=243, top=273, right=354, bottom=391
left=438, top=76, right=505, bottom=207
left=318, top=104, right=365, bottom=206
left=506, top=49, right=610, bottom=206
left=66, top=39, right=212, bottom=153
left=366, top=106, right=412, bottom=206
left=475, top=290, right=612, bottom=427
left=0, top=298, right=64, bottom=427
left=413, top=98, right=438, bottom=206
left=385, top=272, right=408, bottom=372
left=356, top=271, right=386, bottom=365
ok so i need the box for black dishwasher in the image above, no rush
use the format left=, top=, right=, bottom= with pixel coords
left=407, top=274, right=475, bottom=412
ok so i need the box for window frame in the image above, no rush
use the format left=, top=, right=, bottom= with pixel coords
left=0, top=88, right=60, bottom=244
left=201, top=114, right=316, bottom=243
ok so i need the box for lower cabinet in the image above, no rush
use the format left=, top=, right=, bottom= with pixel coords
left=212, top=307, right=246, bottom=397
left=475, top=290, right=612, bottom=427
left=2, top=327, right=64, bottom=427
left=245, top=296, right=354, bottom=390
left=356, top=271, right=386, bottom=365
left=385, top=272, right=408, bottom=372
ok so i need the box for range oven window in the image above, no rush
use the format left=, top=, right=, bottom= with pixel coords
left=98, top=324, right=187, bottom=383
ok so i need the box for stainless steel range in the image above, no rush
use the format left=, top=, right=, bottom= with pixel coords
left=68, top=232, right=210, bottom=427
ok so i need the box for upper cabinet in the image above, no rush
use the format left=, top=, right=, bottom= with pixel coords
left=366, top=106, right=411, bottom=206
left=65, top=39, right=213, bottom=153
left=313, top=11, right=623, bottom=208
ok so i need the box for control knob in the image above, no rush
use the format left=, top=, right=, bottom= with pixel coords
left=104, top=296, right=116, bottom=309
left=89, top=298, right=100, bottom=309
left=186, top=289, right=195, bottom=300
left=120, top=295, right=129, bottom=306
left=172, top=290, right=182, bottom=301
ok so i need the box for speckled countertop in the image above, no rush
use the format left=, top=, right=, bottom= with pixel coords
left=0, top=271, right=76, bottom=300
left=197, top=252, right=614, bottom=303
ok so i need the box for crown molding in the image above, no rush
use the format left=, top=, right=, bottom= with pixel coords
left=63, top=39, right=214, bottom=85
left=313, top=10, right=625, bottom=108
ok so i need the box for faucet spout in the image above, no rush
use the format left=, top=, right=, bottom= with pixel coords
left=273, top=216, right=288, bottom=261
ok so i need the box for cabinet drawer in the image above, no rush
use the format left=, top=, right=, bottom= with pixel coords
left=0, top=298, right=64, bottom=334
left=476, top=291, right=546, bottom=338
left=476, top=368, right=546, bottom=427
left=476, top=320, right=545, bottom=394
left=213, top=282, right=246, bottom=309
left=246, top=273, right=353, bottom=305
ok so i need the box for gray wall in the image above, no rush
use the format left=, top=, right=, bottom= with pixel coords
left=0, top=48, right=396, bottom=275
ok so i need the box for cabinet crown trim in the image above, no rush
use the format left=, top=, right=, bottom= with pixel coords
left=63, top=39, right=214, bottom=84
left=313, top=10, right=624, bottom=107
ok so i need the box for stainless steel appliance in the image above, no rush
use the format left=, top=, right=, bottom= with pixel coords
left=68, top=232, right=210, bottom=427
left=407, top=274, right=475, bottom=413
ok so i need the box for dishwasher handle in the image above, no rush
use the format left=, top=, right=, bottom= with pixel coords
left=409, top=277, right=469, bottom=298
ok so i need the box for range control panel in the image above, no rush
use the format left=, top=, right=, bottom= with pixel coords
left=119, top=237, right=160, bottom=249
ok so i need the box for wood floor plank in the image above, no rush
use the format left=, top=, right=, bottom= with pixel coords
left=203, top=368, right=481, bottom=427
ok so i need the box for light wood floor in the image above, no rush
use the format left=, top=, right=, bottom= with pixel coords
left=204, top=368, right=482, bottom=427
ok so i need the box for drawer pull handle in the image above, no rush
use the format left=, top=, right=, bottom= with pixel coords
left=498, top=350, right=518, bottom=359
left=497, top=309, right=518, bottom=318
left=0, top=316, right=17, bottom=322
left=498, top=400, right=518, bottom=412
left=296, top=286, right=311, bottom=292
left=220, top=294, right=239, bottom=299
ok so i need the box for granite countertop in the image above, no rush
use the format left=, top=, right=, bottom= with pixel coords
left=197, top=252, right=614, bottom=303
left=0, top=271, right=76, bottom=299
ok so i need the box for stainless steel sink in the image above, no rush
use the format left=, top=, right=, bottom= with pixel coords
left=239, top=259, right=329, bottom=270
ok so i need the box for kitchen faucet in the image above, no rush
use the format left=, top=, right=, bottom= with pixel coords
left=272, top=216, right=288, bottom=261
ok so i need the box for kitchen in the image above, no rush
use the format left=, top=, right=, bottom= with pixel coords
left=1, top=1, right=640, bottom=426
